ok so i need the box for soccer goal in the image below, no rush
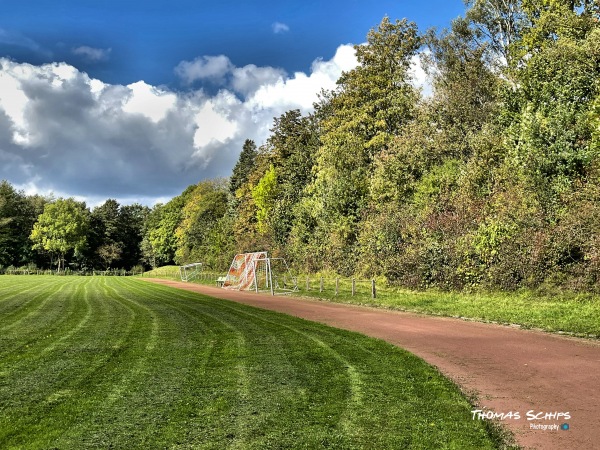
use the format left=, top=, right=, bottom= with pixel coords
left=252, top=257, right=298, bottom=295
left=179, top=262, right=202, bottom=282
left=222, top=252, right=267, bottom=290
left=222, top=252, right=297, bottom=295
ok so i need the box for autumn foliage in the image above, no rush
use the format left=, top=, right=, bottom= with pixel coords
left=2, top=2, right=600, bottom=292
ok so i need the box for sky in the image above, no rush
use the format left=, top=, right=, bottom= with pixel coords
left=0, top=0, right=466, bottom=206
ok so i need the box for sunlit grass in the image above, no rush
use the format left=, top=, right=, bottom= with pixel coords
left=0, top=275, right=508, bottom=449
left=293, top=276, right=600, bottom=338
left=146, top=266, right=600, bottom=337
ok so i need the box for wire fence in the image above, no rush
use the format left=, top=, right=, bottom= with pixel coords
left=0, top=267, right=145, bottom=276
left=179, top=271, right=378, bottom=298
left=1, top=264, right=379, bottom=299
left=293, top=275, right=377, bottom=298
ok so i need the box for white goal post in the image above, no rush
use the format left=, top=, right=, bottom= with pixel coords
left=252, top=257, right=298, bottom=295
left=222, top=252, right=267, bottom=290
left=179, top=262, right=203, bottom=282
left=222, top=252, right=297, bottom=295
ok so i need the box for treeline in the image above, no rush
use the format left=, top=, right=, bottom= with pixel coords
left=0, top=184, right=148, bottom=271
left=188, top=0, right=598, bottom=292
left=3, top=1, right=600, bottom=292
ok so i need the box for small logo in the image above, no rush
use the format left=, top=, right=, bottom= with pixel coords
left=560, top=423, right=570, bottom=431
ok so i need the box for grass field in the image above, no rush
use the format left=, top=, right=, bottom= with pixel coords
left=143, top=267, right=600, bottom=338
left=0, top=275, right=507, bottom=449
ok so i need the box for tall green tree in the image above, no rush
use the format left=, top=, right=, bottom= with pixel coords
left=425, top=17, right=501, bottom=159
left=30, top=198, right=90, bottom=271
left=502, top=0, right=600, bottom=215
left=229, top=139, right=258, bottom=196
left=262, top=110, right=320, bottom=250
left=88, top=199, right=121, bottom=268
left=118, top=203, right=149, bottom=269
left=251, top=165, right=279, bottom=235
left=358, top=6, right=507, bottom=285
left=142, top=186, right=196, bottom=267
left=0, top=181, right=26, bottom=267
left=299, top=17, right=421, bottom=273
left=175, top=179, right=229, bottom=269
left=464, top=0, right=526, bottom=65
left=86, top=200, right=148, bottom=270
left=0, top=182, right=49, bottom=268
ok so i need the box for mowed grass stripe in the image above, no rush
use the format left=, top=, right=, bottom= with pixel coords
left=51, top=277, right=169, bottom=449
left=0, top=277, right=166, bottom=446
left=41, top=277, right=244, bottom=449
left=0, top=277, right=69, bottom=328
left=0, top=276, right=502, bottom=449
left=160, top=287, right=369, bottom=443
left=0, top=277, right=141, bottom=445
left=130, top=279, right=370, bottom=447
left=0, top=278, right=40, bottom=300
left=0, top=278, right=88, bottom=365
left=122, top=280, right=362, bottom=448
left=0, top=278, right=91, bottom=361
left=127, top=280, right=497, bottom=449
left=178, top=292, right=480, bottom=449
left=110, top=278, right=268, bottom=448
left=0, top=276, right=56, bottom=298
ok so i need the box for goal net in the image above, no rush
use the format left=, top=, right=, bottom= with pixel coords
left=179, top=262, right=202, bottom=282
left=222, top=252, right=267, bottom=290
left=222, top=252, right=297, bottom=295
left=253, top=257, right=298, bottom=295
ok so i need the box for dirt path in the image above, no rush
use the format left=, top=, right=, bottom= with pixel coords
left=141, top=278, right=600, bottom=450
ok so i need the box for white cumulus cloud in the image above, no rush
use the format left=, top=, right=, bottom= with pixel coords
left=0, top=44, right=360, bottom=204
left=247, top=44, right=358, bottom=112
left=122, top=81, right=177, bottom=123
left=193, top=93, right=239, bottom=149
left=231, top=65, right=285, bottom=96
left=174, top=55, right=234, bottom=85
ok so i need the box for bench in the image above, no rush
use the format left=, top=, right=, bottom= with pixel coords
left=216, top=276, right=227, bottom=287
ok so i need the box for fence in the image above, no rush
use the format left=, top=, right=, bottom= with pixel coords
left=181, top=270, right=378, bottom=298
left=2, top=264, right=381, bottom=298
left=293, top=276, right=377, bottom=299
left=0, top=267, right=145, bottom=277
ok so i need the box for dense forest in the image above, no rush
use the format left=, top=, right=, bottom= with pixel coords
left=2, top=0, right=600, bottom=292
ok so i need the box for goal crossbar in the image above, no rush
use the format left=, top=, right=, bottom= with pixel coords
left=222, top=252, right=297, bottom=295
left=222, top=252, right=267, bottom=291
left=179, top=262, right=202, bottom=282
left=252, top=257, right=298, bottom=295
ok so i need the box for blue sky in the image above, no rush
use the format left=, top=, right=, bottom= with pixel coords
left=2, top=0, right=464, bottom=86
left=0, top=0, right=467, bottom=205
